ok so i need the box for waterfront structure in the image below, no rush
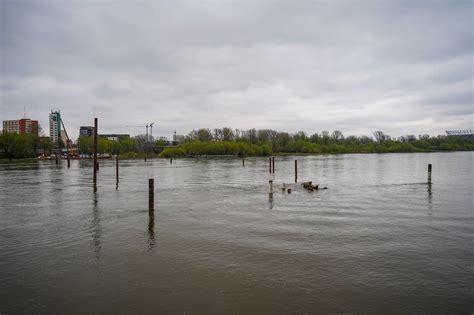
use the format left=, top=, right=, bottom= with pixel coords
left=49, top=111, right=61, bottom=146
left=79, top=126, right=94, bottom=137
left=2, top=118, right=39, bottom=135
left=446, top=130, right=474, bottom=139
left=99, top=134, right=130, bottom=141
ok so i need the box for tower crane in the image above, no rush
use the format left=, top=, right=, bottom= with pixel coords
left=149, top=123, right=154, bottom=142
left=126, top=123, right=156, bottom=142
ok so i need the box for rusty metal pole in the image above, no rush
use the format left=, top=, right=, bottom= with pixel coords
left=272, top=156, right=275, bottom=173
left=149, top=178, right=154, bottom=211
left=93, top=118, right=98, bottom=192
left=294, top=159, right=298, bottom=183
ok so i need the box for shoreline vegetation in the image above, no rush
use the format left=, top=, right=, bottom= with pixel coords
left=159, top=128, right=474, bottom=157
left=1, top=128, right=473, bottom=160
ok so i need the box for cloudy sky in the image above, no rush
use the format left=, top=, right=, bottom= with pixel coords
left=1, top=0, right=472, bottom=139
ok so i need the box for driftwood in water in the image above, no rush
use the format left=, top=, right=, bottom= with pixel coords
left=302, top=181, right=319, bottom=191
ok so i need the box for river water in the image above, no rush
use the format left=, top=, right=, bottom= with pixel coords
left=1, top=152, right=472, bottom=313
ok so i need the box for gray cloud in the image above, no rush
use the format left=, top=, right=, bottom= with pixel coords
left=1, top=0, right=472, bottom=139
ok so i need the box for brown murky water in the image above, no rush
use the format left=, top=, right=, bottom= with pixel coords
left=1, top=152, right=473, bottom=313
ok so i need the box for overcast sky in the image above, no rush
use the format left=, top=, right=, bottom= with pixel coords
left=1, top=0, right=472, bottom=140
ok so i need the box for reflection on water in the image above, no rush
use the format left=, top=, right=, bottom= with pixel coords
left=92, top=199, right=102, bottom=259
left=427, top=182, right=433, bottom=215
left=148, top=211, right=155, bottom=250
left=0, top=152, right=473, bottom=313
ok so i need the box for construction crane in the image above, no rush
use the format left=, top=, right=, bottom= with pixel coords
left=126, top=123, right=156, bottom=142
left=59, top=117, right=76, bottom=156
left=127, top=124, right=147, bottom=141
left=149, top=123, right=154, bottom=142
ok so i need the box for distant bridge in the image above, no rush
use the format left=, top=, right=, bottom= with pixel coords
left=446, top=130, right=474, bottom=138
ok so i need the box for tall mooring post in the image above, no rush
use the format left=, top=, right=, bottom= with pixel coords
left=93, top=118, right=98, bottom=192
left=269, top=157, right=272, bottom=173
left=272, top=156, right=275, bottom=173
left=428, top=164, right=432, bottom=184
left=294, top=160, right=298, bottom=183
left=149, top=178, right=154, bottom=211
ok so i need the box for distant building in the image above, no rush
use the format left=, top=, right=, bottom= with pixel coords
left=49, top=111, right=61, bottom=146
left=79, top=126, right=94, bottom=137
left=3, top=120, right=19, bottom=134
left=2, top=118, right=39, bottom=135
left=173, top=130, right=185, bottom=143
left=99, top=134, right=130, bottom=141
left=446, top=130, right=474, bottom=139
left=19, top=118, right=38, bottom=135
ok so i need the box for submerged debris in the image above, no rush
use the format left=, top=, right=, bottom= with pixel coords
left=302, top=181, right=328, bottom=191
left=302, top=181, right=318, bottom=191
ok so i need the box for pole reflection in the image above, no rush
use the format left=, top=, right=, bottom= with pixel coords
left=427, top=183, right=433, bottom=215
left=92, top=196, right=102, bottom=260
left=148, top=210, right=155, bottom=250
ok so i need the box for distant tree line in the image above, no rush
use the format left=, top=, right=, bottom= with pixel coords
left=1, top=128, right=473, bottom=159
left=160, top=128, right=474, bottom=157
left=0, top=133, right=52, bottom=159
left=76, top=134, right=169, bottom=156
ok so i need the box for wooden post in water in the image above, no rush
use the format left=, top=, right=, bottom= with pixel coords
left=428, top=164, right=432, bottom=184
left=294, top=160, right=298, bottom=183
left=170, top=157, right=172, bottom=164
left=242, top=159, right=245, bottom=166
left=67, top=155, right=70, bottom=168
left=269, top=157, right=272, bottom=173
left=93, top=118, right=98, bottom=192
left=272, top=156, right=275, bottom=173
left=269, top=179, right=273, bottom=201
left=149, top=178, right=154, bottom=211
left=55, top=153, right=59, bottom=165
left=115, top=155, right=119, bottom=185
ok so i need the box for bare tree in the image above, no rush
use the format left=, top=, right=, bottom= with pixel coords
left=373, top=131, right=386, bottom=144
left=331, top=130, right=344, bottom=142
left=222, top=127, right=234, bottom=141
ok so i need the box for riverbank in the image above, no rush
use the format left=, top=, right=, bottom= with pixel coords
left=1, top=148, right=473, bottom=161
